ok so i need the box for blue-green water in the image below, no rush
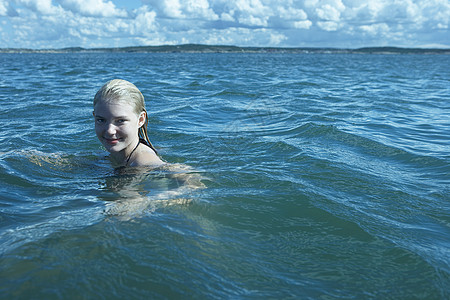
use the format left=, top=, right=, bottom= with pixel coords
left=0, top=52, right=449, bottom=299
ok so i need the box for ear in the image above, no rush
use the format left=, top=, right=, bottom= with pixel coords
left=92, top=111, right=95, bottom=117
left=138, top=111, right=146, bottom=128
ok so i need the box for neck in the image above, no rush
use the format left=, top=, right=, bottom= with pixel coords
left=109, top=139, right=140, bottom=167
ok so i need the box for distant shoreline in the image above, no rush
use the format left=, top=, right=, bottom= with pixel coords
left=1, top=44, right=449, bottom=54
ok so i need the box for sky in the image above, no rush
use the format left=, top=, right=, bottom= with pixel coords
left=0, top=0, right=449, bottom=49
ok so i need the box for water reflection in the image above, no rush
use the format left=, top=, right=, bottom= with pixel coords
left=100, top=164, right=206, bottom=220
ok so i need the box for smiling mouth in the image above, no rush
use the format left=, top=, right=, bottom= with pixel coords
left=104, top=138, right=120, bottom=145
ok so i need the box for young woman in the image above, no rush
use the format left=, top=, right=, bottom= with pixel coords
left=93, top=79, right=164, bottom=168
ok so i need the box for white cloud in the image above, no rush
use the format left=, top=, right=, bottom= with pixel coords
left=150, top=0, right=183, bottom=18
left=419, top=0, right=450, bottom=29
left=130, top=6, right=158, bottom=36
left=185, top=0, right=218, bottom=20
left=277, top=6, right=308, bottom=21
left=235, top=0, right=268, bottom=16
left=269, top=32, right=286, bottom=45
left=238, top=14, right=268, bottom=27
left=15, top=0, right=59, bottom=15
left=59, top=0, right=127, bottom=17
left=317, top=21, right=340, bottom=31
left=0, top=0, right=449, bottom=49
left=293, top=20, right=312, bottom=29
left=220, top=12, right=234, bottom=22
left=0, top=1, right=7, bottom=16
left=316, top=4, right=343, bottom=21
left=360, top=23, right=390, bottom=36
left=349, top=2, right=384, bottom=23
left=144, top=0, right=218, bottom=20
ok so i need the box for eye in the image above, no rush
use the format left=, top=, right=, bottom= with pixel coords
left=117, top=119, right=127, bottom=124
left=95, top=117, right=105, bottom=123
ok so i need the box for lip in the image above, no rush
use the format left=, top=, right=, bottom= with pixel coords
left=104, top=138, right=120, bottom=145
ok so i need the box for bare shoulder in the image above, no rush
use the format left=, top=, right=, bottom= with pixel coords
left=131, top=144, right=165, bottom=167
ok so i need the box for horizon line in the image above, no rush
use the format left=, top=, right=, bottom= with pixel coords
left=1, top=44, right=449, bottom=54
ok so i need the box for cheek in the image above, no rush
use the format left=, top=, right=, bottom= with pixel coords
left=94, top=124, right=103, bottom=137
left=123, top=124, right=138, bottom=136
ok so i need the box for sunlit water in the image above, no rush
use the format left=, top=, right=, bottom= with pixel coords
left=0, top=52, right=449, bottom=299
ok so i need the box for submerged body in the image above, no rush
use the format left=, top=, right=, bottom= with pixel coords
left=92, top=79, right=202, bottom=218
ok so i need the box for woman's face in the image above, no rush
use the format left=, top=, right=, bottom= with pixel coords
left=93, top=100, right=144, bottom=154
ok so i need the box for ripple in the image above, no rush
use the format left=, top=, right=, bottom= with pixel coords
left=1, top=52, right=449, bottom=298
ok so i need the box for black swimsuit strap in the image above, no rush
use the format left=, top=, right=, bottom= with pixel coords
left=139, top=138, right=157, bottom=154
left=125, top=141, right=140, bottom=166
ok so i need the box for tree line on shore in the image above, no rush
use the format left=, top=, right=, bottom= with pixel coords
left=1, top=44, right=449, bottom=54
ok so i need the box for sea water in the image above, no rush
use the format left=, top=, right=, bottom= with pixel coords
left=0, top=52, right=449, bottom=299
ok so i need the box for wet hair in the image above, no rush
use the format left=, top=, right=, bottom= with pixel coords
left=93, top=79, right=157, bottom=154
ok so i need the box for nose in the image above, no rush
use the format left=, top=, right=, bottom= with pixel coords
left=106, top=122, right=117, bottom=135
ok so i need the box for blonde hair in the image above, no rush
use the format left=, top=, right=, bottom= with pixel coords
left=94, top=79, right=157, bottom=153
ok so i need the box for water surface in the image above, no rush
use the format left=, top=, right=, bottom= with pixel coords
left=0, top=52, right=449, bottom=298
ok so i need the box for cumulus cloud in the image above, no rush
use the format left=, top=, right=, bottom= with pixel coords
left=144, top=0, right=218, bottom=20
left=360, top=23, right=390, bottom=36
left=128, top=6, right=158, bottom=38
left=293, top=20, right=312, bottom=29
left=15, top=0, right=58, bottom=15
left=59, top=0, right=127, bottom=17
left=0, top=0, right=8, bottom=16
left=316, top=3, right=344, bottom=21
left=0, top=0, right=449, bottom=48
